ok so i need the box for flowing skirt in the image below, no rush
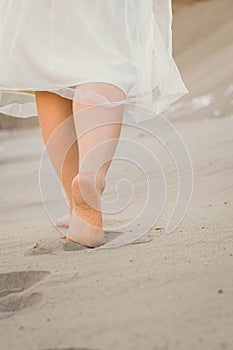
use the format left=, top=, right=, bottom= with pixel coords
left=0, top=0, right=188, bottom=124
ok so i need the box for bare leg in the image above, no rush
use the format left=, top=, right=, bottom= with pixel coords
left=66, top=82, right=125, bottom=247
left=35, top=91, right=79, bottom=227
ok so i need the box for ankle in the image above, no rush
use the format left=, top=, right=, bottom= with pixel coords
left=66, top=197, right=73, bottom=213
left=77, top=171, right=106, bottom=195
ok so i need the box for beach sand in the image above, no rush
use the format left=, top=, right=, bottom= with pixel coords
left=0, top=0, right=233, bottom=349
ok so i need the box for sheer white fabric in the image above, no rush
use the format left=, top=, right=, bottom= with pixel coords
left=0, top=0, right=188, bottom=124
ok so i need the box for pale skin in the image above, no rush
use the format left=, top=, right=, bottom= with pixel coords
left=35, top=82, right=125, bottom=247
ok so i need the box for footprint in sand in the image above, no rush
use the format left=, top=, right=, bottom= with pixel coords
left=25, top=242, right=55, bottom=255
left=0, top=270, right=49, bottom=313
left=0, top=292, right=43, bottom=313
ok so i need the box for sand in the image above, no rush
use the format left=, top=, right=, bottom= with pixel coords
left=0, top=0, right=233, bottom=349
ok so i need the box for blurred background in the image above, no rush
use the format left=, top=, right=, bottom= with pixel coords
left=171, top=0, right=233, bottom=121
left=0, top=0, right=232, bottom=128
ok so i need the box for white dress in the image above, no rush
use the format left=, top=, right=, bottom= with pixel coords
left=0, top=0, right=188, bottom=124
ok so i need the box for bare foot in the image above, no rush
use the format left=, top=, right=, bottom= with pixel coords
left=66, top=171, right=105, bottom=247
left=56, top=211, right=72, bottom=228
